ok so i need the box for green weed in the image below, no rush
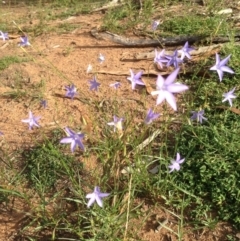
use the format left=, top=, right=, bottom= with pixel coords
left=1, top=74, right=45, bottom=103
left=0, top=56, right=28, bottom=71
left=21, top=137, right=75, bottom=193
left=161, top=14, right=229, bottom=36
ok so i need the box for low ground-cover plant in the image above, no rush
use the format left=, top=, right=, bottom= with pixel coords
left=0, top=56, right=28, bottom=71
left=176, top=116, right=240, bottom=226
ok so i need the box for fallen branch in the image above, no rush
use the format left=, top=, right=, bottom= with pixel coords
left=97, top=69, right=166, bottom=76
left=216, top=106, right=240, bottom=115
left=0, top=42, right=9, bottom=49
left=91, top=0, right=126, bottom=13
left=135, top=129, right=162, bottom=152
left=91, top=29, right=240, bottom=47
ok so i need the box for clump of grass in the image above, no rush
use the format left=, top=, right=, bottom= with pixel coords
left=162, top=44, right=240, bottom=228
left=49, top=0, right=104, bottom=14
left=15, top=127, right=141, bottom=239
left=21, top=136, right=76, bottom=193
left=173, top=114, right=240, bottom=226
left=102, top=0, right=155, bottom=33
left=1, top=74, right=45, bottom=102
left=0, top=56, right=29, bottom=71
left=102, top=4, right=135, bottom=33
left=161, top=14, right=229, bottom=36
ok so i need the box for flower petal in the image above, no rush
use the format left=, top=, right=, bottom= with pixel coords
left=156, top=75, right=164, bottom=88
left=70, top=141, right=76, bottom=152
left=220, top=54, right=230, bottom=66
left=210, top=65, right=217, bottom=71
left=165, top=68, right=180, bottom=85
left=167, top=83, right=188, bottom=93
left=156, top=91, right=166, bottom=105
left=99, top=193, right=110, bottom=198
left=220, top=66, right=234, bottom=74
left=178, top=158, right=185, bottom=164
left=164, top=91, right=177, bottom=111
left=217, top=69, right=223, bottom=81
left=135, top=71, right=143, bottom=79
left=151, top=90, right=161, bottom=96
left=86, top=193, right=93, bottom=198
left=95, top=195, right=103, bottom=207
left=176, top=153, right=180, bottom=162
left=76, top=139, right=85, bottom=151
left=215, top=53, right=220, bottom=65
left=21, top=119, right=29, bottom=123
left=60, top=137, right=73, bottom=144
left=131, top=82, right=136, bottom=90
left=87, top=197, right=96, bottom=208
left=135, top=79, right=145, bottom=86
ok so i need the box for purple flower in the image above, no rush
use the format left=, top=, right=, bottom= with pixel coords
left=89, top=76, right=100, bottom=91
left=169, top=153, right=185, bottom=173
left=222, top=87, right=237, bottom=107
left=152, top=20, right=160, bottom=31
left=107, top=116, right=124, bottom=132
left=18, top=36, right=30, bottom=47
left=151, top=68, right=188, bottom=111
left=210, top=54, right=234, bottom=82
left=22, top=111, right=41, bottom=130
left=0, top=132, right=4, bottom=136
left=40, top=99, right=47, bottom=109
left=65, top=84, right=78, bottom=99
left=154, top=49, right=168, bottom=68
left=98, top=53, right=105, bottom=64
left=60, top=127, right=85, bottom=152
left=109, top=82, right=121, bottom=89
left=127, top=69, right=145, bottom=90
left=179, top=41, right=194, bottom=60
left=0, top=31, right=8, bottom=41
left=145, top=109, right=160, bottom=124
left=165, top=50, right=182, bottom=69
left=86, top=186, right=110, bottom=208
left=190, top=110, right=207, bottom=123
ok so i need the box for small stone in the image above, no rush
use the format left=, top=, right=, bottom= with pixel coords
left=217, top=8, right=233, bottom=15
